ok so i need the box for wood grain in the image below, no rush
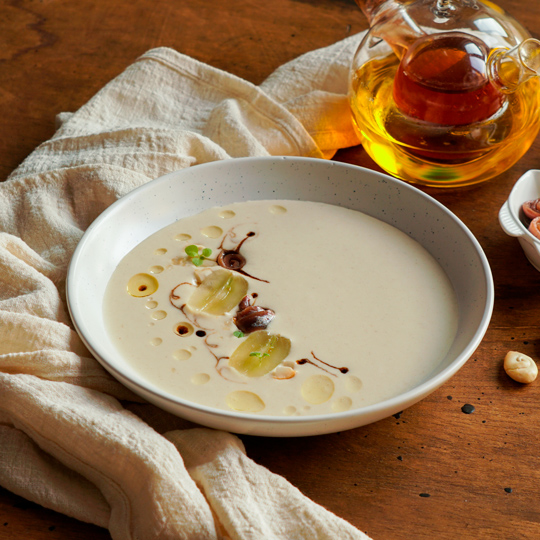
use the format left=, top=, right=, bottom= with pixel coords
left=1, top=0, right=540, bottom=538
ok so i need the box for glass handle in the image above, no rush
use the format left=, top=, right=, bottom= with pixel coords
left=489, top=38, right=540, bottom=94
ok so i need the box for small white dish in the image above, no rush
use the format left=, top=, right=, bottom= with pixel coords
left=499, top=169, right=540, bottom=272
left=67, top=157, right=494, bottom=437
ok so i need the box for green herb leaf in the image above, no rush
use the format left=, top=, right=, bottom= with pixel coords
left=233, top=331, right=245, bottom=338
left=249, top=351, right=270, bottom=358
left=185, top=245, right=213, bottom=266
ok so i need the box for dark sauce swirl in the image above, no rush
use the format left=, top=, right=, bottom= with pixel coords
left=296, top=352, right=349, bottom=376
left=217, top=250, right=246, bottom=270
left=217, top=231, right=268, bottom=283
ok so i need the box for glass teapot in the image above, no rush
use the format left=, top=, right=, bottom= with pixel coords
left=349, top=0, right=540, bottom=187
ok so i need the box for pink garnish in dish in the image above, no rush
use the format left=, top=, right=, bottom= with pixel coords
left=529, top=217, right=540, bottom=240
left=523, top=198, right=540, bottom=220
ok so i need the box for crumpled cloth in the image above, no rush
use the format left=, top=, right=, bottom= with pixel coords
left=0, top=33, right=371, bottom=539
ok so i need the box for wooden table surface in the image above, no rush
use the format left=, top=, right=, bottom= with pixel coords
left=2, top=0, right=540, bottom=538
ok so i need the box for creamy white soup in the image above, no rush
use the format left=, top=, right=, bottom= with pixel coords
left=103, top=200, right=458, bottom=416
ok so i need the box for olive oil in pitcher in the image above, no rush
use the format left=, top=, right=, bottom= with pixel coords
left=349, top=0, right=540, bottom=187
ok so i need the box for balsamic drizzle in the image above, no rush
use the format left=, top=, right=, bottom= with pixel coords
left=296, top=351, right=349, bottom=377
left=217, top=231, right=268, bottom=283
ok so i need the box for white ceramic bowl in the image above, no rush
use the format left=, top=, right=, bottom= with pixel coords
left=499, top=169, right=540, bottom=272
left=67, top=157, right=494, bottom=437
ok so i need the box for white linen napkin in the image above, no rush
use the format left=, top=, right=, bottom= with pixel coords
left=0, top=34, right=371, bottom=540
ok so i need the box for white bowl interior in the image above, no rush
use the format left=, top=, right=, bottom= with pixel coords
left=67, top=157, right=494, bottom=436
left=505, top=169, right=540, bottom=271
left=508, top=170, right=540, bottom=230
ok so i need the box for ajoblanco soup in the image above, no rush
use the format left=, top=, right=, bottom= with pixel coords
left=103, top=200, right=458, bottom=416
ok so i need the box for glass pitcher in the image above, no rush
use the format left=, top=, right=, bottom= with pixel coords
left=349, top=0, right=540, bottom=187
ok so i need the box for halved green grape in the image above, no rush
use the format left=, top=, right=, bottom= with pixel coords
left=229, top=331, right=291, bottom=378
left=187, top=268, right=248, bottom=315
left=127, top=273, right=159, bottom=297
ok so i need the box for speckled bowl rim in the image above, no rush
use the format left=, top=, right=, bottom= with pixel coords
left=67, top=156, right=494, bottom=436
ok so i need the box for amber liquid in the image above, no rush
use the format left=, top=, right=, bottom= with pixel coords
left=350, top=51, right=540, bottom=187
left=393, top=33, right=503, bottom=126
